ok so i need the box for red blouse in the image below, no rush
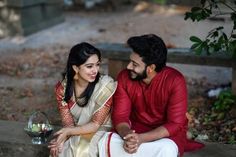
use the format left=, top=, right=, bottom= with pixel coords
left=55, top=81, right=113, bottom=127
left=112, top=67, right=203, bottom=156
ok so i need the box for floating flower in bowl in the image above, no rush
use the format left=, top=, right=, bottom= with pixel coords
left=24, top=111, right=54, bottom=144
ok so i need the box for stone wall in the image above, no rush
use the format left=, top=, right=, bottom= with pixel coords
left=0, top=0, right=64, bottom=38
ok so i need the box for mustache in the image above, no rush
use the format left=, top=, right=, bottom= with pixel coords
left=128, top=69, right=137, bottom=74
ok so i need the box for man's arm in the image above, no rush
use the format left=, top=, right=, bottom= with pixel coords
left=122, top=126, right=169, bottom=154
left=115, top=122, right=134, bottom=138
left=138, top=126, right=169, bottom=143
left=112, top=70, right=132, bottom=131
left=162, top=74, right=188, bottom=136
left=116, top=122, right=139, bottom=154
left=112, top=71, right=136, bottom=153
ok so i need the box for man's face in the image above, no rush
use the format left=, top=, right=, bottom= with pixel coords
left=127, top=52, right=147, bottom=80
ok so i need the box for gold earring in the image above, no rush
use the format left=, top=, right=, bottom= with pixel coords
left=74, top=73, right=79, bottom=80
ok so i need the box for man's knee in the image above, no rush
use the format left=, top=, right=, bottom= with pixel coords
left=157, top=139, right=178, bottom=156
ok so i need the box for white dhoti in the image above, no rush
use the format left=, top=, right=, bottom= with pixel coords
left=99, top=132, right=178, bottom=157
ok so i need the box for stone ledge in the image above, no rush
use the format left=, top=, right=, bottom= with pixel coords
left=95, top=43, right=236, bottom=94
left=0, top=0, right=64, bottom=37
left=0, top=120, right=235, bottom=157
left=184, top=142, right=236, bottom=157
left=0, top=141, right=49, bottom=157
left=0, top=120, right=53, bottom=157
left=4, top=0, right=62, bottom=7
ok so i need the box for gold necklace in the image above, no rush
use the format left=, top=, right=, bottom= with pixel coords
left=73, top=87, right=86, bottom=105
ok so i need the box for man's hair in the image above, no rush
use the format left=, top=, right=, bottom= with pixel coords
left=127, top=34, right=167, bottom=72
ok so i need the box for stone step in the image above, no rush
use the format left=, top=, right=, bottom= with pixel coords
left=0, top=120, right=54, bottom=157
left=0, top=120, right=235, bottom=157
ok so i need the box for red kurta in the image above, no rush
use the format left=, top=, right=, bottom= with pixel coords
left=112, top=67, right=203, bottom=156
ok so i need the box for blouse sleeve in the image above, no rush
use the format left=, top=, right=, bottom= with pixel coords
left=55, top=82, right=75, bottom=127
left=91, top=96, right=113, bottom=125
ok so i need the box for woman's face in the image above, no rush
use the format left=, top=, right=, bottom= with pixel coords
left=75, top=54, right=100, bottom=83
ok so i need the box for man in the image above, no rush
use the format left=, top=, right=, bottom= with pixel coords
left=99, top=34, right=204, bottom=157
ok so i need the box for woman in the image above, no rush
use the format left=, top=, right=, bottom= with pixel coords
left=48, top=42, right=117, bottom=157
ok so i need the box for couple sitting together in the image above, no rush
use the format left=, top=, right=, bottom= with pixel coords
left=48, top=34, right=204, bottom=157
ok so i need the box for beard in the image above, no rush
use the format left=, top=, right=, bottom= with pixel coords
left=128, top=67, right=147, bottom=81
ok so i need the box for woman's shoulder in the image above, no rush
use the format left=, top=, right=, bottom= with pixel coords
left=99, top=74, right=113, bottom=81
left=93, top=75, right=117, bottom=106
left=93, top=75, right=117, bottom=95
left=98, top=75, right=117, bottom=87
left=55, top=79, right=66, bottom=95
left=55, top=81, right=62, bottom=89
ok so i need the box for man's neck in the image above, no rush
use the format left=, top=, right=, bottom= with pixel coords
left=142, top=71, right=157, bottom=84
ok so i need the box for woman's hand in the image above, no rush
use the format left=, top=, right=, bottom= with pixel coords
left=48, top=138, right=64, bottom=157
left=48, top=127, right=74, bottom=156
left=54, top=127, right=73, bottom=144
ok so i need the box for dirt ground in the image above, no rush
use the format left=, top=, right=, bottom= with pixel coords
left=0, top=2, right=234, bottom=143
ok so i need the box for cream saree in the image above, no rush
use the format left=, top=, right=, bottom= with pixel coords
left=58, top=75, right=117, bottom=157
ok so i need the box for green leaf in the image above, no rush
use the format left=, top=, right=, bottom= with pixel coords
left=210, top=1, right=218, bottom=9
left=186, top=1, right=235, bottom=58
left=232, top=34, right=236, bottom=38
left=213, top=90, right=236, bottom=112
left=191, top=43, right=201, bottom=49
left=231, top=13, right=236, bottom=21
left=208, top=45, right=215, bottom=54
left=196, top=14, right=203, bottom=21
left=216, top=26, right=224, bottom=31
left=229, top=40, right=236, bottom=58
left=200, top=0, right=206, bottom=5
left=210, top=31, right=219, bottom=38
left=223, top=33, right=228, bottom=41
left=191, top=7, right=202, bottom=12
left=184, top=12, right=191, bottom=20
left=190, top=36, right=202, bottom=43
left=202, top=42, right=210, bottom=55
left=218, top=35, right=224, bottom=44
left=194, top=43, right=204, bottom=55
left=201, top=9, right=211, bottom=19
left=205, top=8, right=212, bottom=14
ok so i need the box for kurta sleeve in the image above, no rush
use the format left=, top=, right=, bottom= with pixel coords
left=55, top=81, right=75, bottom=127
left=91, top=97, right=113, bottom=125
left=112, top=71, right=132, bottom=127
left=163, top=74, right=188, bottom=136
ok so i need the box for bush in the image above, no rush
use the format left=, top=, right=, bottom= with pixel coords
left=185, top=0, right=236, bottom=58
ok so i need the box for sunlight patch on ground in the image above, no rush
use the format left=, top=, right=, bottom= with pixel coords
left=133, top=1, right=191, bottom=16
